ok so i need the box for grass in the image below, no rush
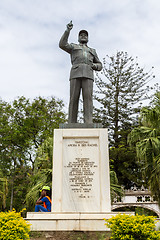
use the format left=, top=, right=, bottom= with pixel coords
left=29, top=231, right=111, bottom=240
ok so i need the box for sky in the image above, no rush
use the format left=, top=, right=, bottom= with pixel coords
left=0, top=0, right=160, bottom=107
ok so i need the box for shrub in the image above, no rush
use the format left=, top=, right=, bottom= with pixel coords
left=0, top=209, right=30, bottom=240
left=105, top=214, right=160, bottom=240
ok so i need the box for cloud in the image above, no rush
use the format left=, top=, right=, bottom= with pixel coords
left=0, top=0, right=159, bottom=105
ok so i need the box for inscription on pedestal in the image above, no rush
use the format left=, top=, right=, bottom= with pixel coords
left=62, top=138, right=100, bottom=212
left=65, top=157, right=98, bottom=199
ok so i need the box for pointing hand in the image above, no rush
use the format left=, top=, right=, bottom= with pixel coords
left=67, top=20, right=73, bottom=30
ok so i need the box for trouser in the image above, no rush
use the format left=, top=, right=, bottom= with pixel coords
left=35, top=205, right=50, bottom=212
left=68, top=78, right=93, bottom=123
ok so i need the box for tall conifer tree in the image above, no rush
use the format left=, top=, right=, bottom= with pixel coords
left=94, top=51, right=155, bottom=187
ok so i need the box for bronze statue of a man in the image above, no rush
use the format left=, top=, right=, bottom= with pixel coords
left=59, top=21, right=102, bottom=124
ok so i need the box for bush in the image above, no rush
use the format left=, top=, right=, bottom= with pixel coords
left=0, top=209, right=30, bottom=240
left=105, top=214, right=160, bottom=240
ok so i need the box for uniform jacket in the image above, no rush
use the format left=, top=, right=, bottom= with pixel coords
left=59, top=30, right=102, bottom=80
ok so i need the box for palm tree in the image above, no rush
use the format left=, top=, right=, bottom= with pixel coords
left=110, top=169, right=123, bottom=202
left=128, top=92, right=160, bottom=204
left=25, top=137, right=53, bottom=211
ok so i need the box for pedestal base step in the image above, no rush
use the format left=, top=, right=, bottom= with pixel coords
left=26, top=212, right=134, bottom=231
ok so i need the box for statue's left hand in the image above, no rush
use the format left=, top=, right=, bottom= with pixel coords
left=91, top=63, right=97, bottom=70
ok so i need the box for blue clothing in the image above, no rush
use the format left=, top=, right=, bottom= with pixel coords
left=41, top=196, right=51, bottom=211
left=35, top=205, right=49, bottom=212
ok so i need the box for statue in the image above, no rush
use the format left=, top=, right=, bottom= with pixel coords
left=59, top=21, right=102, bottom=124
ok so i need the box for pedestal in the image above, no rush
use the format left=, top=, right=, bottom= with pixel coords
left=27, top=212, right=135, bottom=231
left=27, top=128, right=113, bottom=231
left=52, top=128, right=111, bottom=213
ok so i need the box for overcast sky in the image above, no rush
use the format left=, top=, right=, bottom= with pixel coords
left=0, top=0, right=159, bottom=107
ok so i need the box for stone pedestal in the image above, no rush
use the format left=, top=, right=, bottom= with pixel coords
left=27, top=212, right=135, bottom=231
left=27, top=128, right=113, bottom=231
left=52, top=128, right=111, bottom=213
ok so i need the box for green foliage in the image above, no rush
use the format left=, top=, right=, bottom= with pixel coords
left=110, top=145, right=143, bottom=188
left=25, top=181, right=45, bottom=211
left=0, top=209, right=30, bottom=239
left=110, top=168, right=124, bottom=202
left=25, top=137, right=53, bottom=211
left=93, top=51, right=155, bottom=188
left=0, top=170, right=8, bottom=210
left=0, top=96, right=66, bottom=171
left=128, top=92, right=160, bottom=204
left=113, top=207, right=158, bottom=217
left=0, top=96, right=66, bottom=211
left=34, top=137, right=53, bottom=175
left=12, top=165, right=33, bottom=211
left=135, top=207, right=158, bottom=217
left=105, top=214, right=160, bottom=240
left=94, top=51, right=154, bottom=146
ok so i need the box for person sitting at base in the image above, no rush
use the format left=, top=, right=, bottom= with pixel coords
left=35, top=186, right=52, bottom=212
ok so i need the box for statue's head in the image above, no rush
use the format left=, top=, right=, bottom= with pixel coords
left=78, top=30, right=88, bottom=44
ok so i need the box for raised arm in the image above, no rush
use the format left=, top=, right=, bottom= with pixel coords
left=59, top=21, right=73, bottom=54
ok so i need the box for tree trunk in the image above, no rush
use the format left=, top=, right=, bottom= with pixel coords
left=114, top=78, right=119, bottom=148
left=10, top=177, right=14, bottom=210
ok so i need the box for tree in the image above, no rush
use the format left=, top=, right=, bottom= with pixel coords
left=0, top=96, right=66, bottom=168
left=25, top=137, right=53, bottom=211
left=110, top=167, right=123, bottom=203
left=109, top=145, right=143, bottom=188
left=93, top=51, right=155, bottom=187
left=0, top=172, right=8, bottom=210
left=94, top=51, right=155, bottom=146
left=128, top=92, right=160, bottom=204
left=0, top=96, right=66, bottom=210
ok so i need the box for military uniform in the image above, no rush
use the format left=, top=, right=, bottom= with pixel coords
left=59, top=29, right=102, bottom=123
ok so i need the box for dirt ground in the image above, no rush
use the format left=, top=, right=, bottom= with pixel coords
left=30, top=231, right=111, bottom=240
